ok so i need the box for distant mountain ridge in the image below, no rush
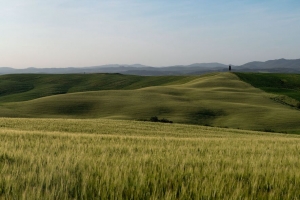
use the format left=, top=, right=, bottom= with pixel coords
left=0, top=63, right=228, bottom=75
left=1, top=58, right=299, bottom=75
left=236, top=58, right=300, bottom=73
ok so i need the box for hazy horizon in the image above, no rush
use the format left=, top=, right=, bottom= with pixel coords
left=1, top=58, right=299, bottom=69
left=1, top=0, right=300, bottom=69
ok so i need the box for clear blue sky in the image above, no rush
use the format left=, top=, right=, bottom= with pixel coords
left=1, top=0, right=300, bottom=68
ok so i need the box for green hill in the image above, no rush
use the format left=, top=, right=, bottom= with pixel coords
left=0, top=73, right=197, bottom=103
left=234, top=72, right=300, bottom=102
left=1, top=72, right=300, bottom=133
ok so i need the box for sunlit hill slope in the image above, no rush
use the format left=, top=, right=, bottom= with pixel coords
left=1, top=72, right=300, bottom=133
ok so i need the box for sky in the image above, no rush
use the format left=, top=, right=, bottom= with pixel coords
left=1, top=0, right=300, bottom=68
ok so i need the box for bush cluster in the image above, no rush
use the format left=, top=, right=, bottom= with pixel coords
left=150, top=116, right=173, bottom=123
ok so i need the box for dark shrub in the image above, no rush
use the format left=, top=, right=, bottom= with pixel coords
left=150, top=116, right=159, bottom=122
left=160, top=118, right=173, bottom=123
left=149, top=116, right=173, bottom=123
left=264, top=128, right=275, bottom=133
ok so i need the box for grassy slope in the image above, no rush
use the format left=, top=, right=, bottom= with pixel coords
left=1, top=118, right=300, bottom=199
left=0, top=73, right=197, bottom=103
left=1, top=72, right=300, bottom=133
left=234, top=72, right=300, bottom=101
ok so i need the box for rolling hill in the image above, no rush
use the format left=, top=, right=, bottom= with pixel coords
left=234, top=72, right=300, bottom=102
left=0, top=73, right=197, bottom=103
left=1, top=72, right=300, bottom=133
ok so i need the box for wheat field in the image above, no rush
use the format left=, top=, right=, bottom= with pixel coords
left=1, top=118, right=300, bottom=199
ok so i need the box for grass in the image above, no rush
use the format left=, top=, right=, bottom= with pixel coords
left=0, top=73, right=197, bottom=103
left=1, top=118, right=300, bottom=199
left=234, top=72, right=300, bottom=102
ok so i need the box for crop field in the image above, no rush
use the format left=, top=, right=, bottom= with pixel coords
left=1, top=118, right=300, bottom=199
